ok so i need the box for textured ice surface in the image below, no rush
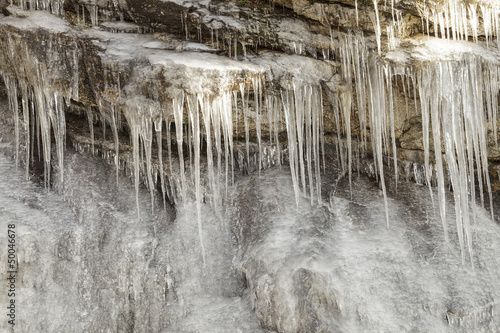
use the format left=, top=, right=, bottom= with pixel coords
left=233, top=167, right=500, bottom=332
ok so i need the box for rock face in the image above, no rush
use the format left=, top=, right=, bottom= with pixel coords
left=1, top=0, right=500, bottom=332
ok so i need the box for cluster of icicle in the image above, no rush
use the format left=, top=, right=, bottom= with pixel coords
left=1, top=73, right=68, bottom=189
left=2, top=36, right=498, bottom=266
left=419, top=58, right=496, bottom=265
left=79, top=2, right=127, bottom=28
left=369, top=0, right=500, bottom=56
left=0, top=32, right=78, bottom=189
left=0, top=30, right=74, bottom=192
left=119, top=77, right=326, bottom=265
left=337, top=31, right=498, bottom=265
left=11, top=0, right=125, bottom=28
left=418, top=0, right=500, bottom=46
left=2, top=2, right=499, bottom=265
left=2, top=57, right=327, bottom=266
left=12, top=0, right=65, bottom=16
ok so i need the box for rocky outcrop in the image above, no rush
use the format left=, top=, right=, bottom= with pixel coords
left=1, top=0, right=499, bottom=170
left=1, top=0, right=500, bottom=332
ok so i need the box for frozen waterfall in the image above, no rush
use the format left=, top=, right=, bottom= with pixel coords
left=0, top=1, right=500, bottom=332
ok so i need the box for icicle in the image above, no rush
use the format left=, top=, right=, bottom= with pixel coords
left=110, top=106, right=120, bottom=184
left=86, top=4, right=98, bottom=27
left=240, top=83, right=250, bottom=173
left=320, top=89, right=326, bottom=171
left=325, top=86, right=344, bottom=172
left=267, top=96, right=274, bottom=146
left=19, top=82, right=30, bottom=179
left=418, top=69, right=433, bottom=203
left=34, top=87, right=48, bottom=188
left=187, top=95, right=206, bottom=265
left=312, top=87, right=322, bottom=205
left=305, top=86, right=314, bottom=203
left=173, top=92, right=187, bottom=206
left=49, top=92, right=66, bottom=186
left=469, top=4, right=478, bottom=43
left=385, top=66, right=398, bottom=189
left=71, top=48, right=79, bottom=102
left=338, top=89, right=352, bottom=193
left=281, top=82, right=323, bottom=205
left=3, top=75, right=20, bottom=169
left=85, top=106, right=95, bottom=155
left=293, top=82, right=307, bottom=193
left=242, top=43, right=247, bottom=57
left=35, top=91, right=41, bottom=165
left=353, top=35, right=368, bottom=155
left=199, top=94, right=218, bottom=211
left=367, top=58, right=389, bottom=226
left=372, top=0, right=382, bottom=55
left=211, top=96, right=222, bottom=200
left=355, top=0, right=359, bottom=27
left=281, top=89, right=300, bottom=205
left=234, top=38, right=238, bottom=59
left=140, top=110, right=155, bottom=212
left=129, top=110, right=141, bottom=218
left=489, top=65, right=499, bottom=149
left=184, top=11, right=189, bottom=40
left=234, top=90, right=239, bottom=136
left=252, top=76, right=262, bottom=174
left=187, top=107, right=193, bottom=178
left=165, top=113, right=174, bottom=193
left=273, top=95, right=282, bottom=168
left=430, top=64, right=448, bottom=242
left=155, top=115, right=166, bottom=208
left=220, top=91, right=234, bottom=197
left=481, top=5, right=491, bottom=47
left=441, top=63, right=467, bottom=263
left=98, top=102, right=107, bottom=142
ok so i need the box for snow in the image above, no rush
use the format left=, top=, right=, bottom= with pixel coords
left=178, top=41, right=217, bottom=52
left=251, top=52, right=335, bottom=86
left=158, top=0, right=210, bottom=7
left=3, top=6, right=70, bottom=33
left=142, top=41, right=172, bottom=50
left=100, top=21, right=143, bottom=33
left=412, top=37, right=500, bottom=63
left=385, top=37, right=500, bottom=65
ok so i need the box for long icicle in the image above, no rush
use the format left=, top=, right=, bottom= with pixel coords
left=187, top=95, right=206, bottom=266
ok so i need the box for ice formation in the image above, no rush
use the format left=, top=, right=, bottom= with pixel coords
left=0, top=2, right=498, bottom=265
